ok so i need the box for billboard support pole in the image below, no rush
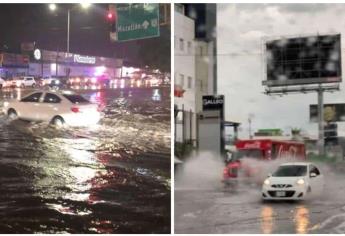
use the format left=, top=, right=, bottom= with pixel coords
left=318, top=87, right=325, bottom=156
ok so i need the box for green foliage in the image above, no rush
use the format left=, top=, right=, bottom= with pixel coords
left=175, top=142, right=193, bottom=160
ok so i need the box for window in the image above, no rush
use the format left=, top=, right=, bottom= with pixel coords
left=179, top=38, right=184, bottom=51
left=180, top=74, right=184, bottom=87
left=21, top=92, right=42, bottom=102
left=187, top=41, right=192, bottom=54
left=273, top=165, right=307, bottom=177
left=43, top=93, right=61, bottom=103
left=187, top=76, right=192, bottom=89
left=63, top=94, right=89, bottom=104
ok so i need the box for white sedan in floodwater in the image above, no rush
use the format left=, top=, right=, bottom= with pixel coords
left=262, top=162, right=324, bottom=200
left=3, top=90, right=101, bottom=126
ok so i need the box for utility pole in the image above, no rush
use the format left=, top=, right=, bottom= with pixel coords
left=318, top=86, right=325, bottom=156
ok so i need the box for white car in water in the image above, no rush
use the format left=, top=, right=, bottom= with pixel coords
left=3, top=90, right=101, bottom=126
left=262, top=162, right=324, bottom=200
left=14, top=76, right=36, bottom=88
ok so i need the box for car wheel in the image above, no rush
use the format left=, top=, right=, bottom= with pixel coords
left=8, top=109, right=18, bottom=120
left=32, top=83, right=36, bottom=88
left=51, top=116, right=65, bottom=127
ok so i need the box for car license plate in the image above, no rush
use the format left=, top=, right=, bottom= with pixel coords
left=276, top=191, right=286, bottom=197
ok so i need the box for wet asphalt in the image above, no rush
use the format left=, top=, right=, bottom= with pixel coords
left=0, top=87, right=171, bottom=233
left=175, top=161, right=345, bottom=234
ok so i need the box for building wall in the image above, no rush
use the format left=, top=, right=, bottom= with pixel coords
left=174, top=10, right=196, bottom=112
left=195, top=40, right=215, bottom=112
left=174, top=7, right=197, bottom=144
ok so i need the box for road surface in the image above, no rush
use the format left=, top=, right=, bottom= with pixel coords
left=175, top=160, right=345, bottom=234
left=0, top=87, right=171, bottom=233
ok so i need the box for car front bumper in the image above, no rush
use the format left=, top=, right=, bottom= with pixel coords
left=262, top=185, right=308, bottom=200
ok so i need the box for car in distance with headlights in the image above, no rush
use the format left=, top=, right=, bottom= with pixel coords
left=3, top=90, right=101, bottom=126
left=262, top=162, right=324, bottom=201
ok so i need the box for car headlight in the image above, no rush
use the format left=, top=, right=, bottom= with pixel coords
left=264, top=179, right=270, bottom=186
left=296, top=179, right=305, bottom=185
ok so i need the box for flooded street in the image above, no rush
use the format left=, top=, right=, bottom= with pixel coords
left=175, top=166, right=345, bottom=234
left=0, top=87, right=171, bottom=233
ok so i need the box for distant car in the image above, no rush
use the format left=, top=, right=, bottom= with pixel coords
left=42, top=78, right=63, bottom=90
left=15, top=77, right=36, bottom=88
left=262, top=162, right=324, bottom=201
left=3, top=90, right=101, bottom=126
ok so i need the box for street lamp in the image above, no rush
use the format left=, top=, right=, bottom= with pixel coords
left=48, top=3, right=92, bottom=54
left=49, top=3, right=56, bottom=11
left=81, top=3, right=91, bottom=9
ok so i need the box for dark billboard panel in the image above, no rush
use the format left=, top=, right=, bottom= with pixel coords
left=310, top=103, right=345, bottom=122
left=263, top=34, right=342, bottom=87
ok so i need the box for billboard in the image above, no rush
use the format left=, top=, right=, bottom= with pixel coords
left=263, top=34, right=342, bottom=87
left=310, top=103, right=345, bottom=122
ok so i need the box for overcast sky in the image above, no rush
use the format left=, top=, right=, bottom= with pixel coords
left=217, top=3, right=345, bottom=139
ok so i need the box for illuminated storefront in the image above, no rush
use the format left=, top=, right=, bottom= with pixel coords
left=0, top=49, right=123, bottom=79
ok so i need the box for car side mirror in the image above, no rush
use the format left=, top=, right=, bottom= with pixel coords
left=310, top=172, right=317, bottom=178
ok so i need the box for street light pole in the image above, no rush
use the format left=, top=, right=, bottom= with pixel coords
left=67, top=8, right=70, bottom=54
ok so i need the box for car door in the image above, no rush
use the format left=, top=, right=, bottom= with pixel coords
left=19, top=92, right=43, bottom=120
left=39, top=92, right=62, bottom=122
left=309, top=164, right=323, bottom=195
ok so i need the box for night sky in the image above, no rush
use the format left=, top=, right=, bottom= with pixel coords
left=0, top=4, right=170, bottom=71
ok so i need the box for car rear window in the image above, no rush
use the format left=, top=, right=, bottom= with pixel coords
left=63, top=94, right=90, bottom=104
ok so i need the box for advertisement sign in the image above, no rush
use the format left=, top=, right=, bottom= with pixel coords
left=116, top=3, right=160, bottom=42
left=21, top=42, right=35, bottom=52
left=202, top=95, right=224, bottom=111
left=1, top=53, right=29, bottom=67
left=263, top=34, right=342, bottom=87
left=73, top=54, right=96, bottom=64
left=33, top=49, right=41, bottom=60
left=310, top=103, right=345, bottom=122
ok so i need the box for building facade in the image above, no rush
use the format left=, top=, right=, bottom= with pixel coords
left=175, top=4, right=197, bottom=144
left=0, top=49, right=123, bottom=79
left=174, top=4, right=217, bottom=146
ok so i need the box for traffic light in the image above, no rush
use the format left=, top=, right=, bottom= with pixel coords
left=107, top=12, right=114, bottom=21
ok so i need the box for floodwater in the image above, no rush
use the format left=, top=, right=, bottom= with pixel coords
left=0, top=87, right=171, bottom=233
left=175, top=154, right=345, bottom=234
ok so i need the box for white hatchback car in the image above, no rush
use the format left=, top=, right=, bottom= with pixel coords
left=3, top=90, right=101, bottom=126
left=262, top=162, right=324, bottom=200
left=15, top=77, right=36, bottom=88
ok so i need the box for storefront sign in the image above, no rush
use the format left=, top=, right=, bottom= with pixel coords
left=73, top=54, right=96, bottom=64
left=33, top=49, right=41, bottom=60
left=202, top=95, right=224, bottom=111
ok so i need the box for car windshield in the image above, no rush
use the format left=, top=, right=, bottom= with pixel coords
left=63, top=94, right=90, bottom=104
left=235, top=149, right=263, bottom=159
left=272, top=165, right=307, bottom=177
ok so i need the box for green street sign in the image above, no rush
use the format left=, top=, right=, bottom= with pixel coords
left=116, top=3, right=160, bottom=42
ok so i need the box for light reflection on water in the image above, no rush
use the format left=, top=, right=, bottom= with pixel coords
left=294, top=206, right=310, bottom=234
left=260, top=204, right=310, bottom=234
left=261, top=206, right=274, bottom=234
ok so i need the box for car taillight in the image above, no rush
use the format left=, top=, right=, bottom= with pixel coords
left=71, top=107, right=80, bottom=113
